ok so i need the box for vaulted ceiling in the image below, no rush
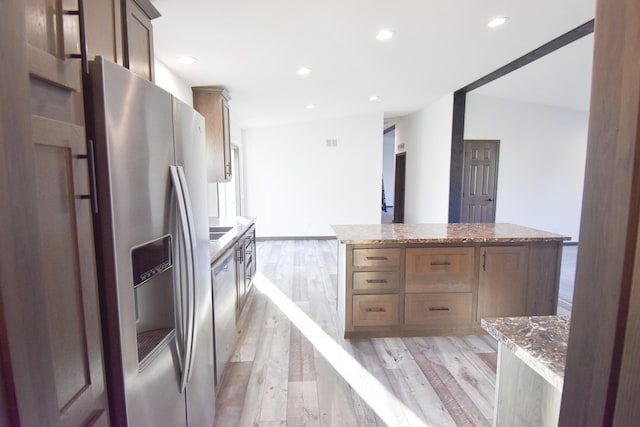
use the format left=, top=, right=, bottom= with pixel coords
left=151, top=0, right=596, bottom=129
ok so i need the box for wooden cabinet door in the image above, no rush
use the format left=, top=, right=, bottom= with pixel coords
left=31, top=115, right=109, bottom=427
left=83, top=0, right=125, bottom=65
left=0, top=0, right=109, bottom=427
left=222, top=99, right=232, bottom=180
left=124, top=0, right=156, bottom=81
left=477, top=246, right=529, bottom=321
left=193, top=87, right=232, bottom=182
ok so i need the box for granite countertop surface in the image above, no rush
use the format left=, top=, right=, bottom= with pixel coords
left=331, top=223, right=570, bottom=244
left=208, top=216, right=255, bottom=264
left=481, top=315, right=570, bottom=390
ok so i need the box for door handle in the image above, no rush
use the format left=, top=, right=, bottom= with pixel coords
left=486, top=198, right=494, bottom=202
left=177, top=166, right=199, bottom=388
left=170, top=166, right=198, bottom=392
left=170, top=166, right=191, bottom=391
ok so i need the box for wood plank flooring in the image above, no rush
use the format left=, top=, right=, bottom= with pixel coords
left=215, top=240, right=576, bottom=426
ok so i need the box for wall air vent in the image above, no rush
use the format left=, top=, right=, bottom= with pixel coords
left=326, top=139, right=338, bottom=147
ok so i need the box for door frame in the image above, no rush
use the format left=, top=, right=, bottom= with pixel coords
left=393, top=152, right=406, bottom=223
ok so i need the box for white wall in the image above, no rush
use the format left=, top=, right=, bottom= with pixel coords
left=398, top=94, right=454, bottom=223
left=244, top=113, right=384, bottom=237
left=154, top=59, right=193, bottom=106
left=382, top=129, right=395, bottom=206
left=465, top=94, right=588, bottom=241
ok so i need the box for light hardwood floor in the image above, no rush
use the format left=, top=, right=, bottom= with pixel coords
left=215, top=240, right=577, bottom=426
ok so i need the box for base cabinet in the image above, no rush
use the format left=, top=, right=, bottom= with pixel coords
left=212, top=223, right=256, bottom=386
left=339, top=241, right=562, bottom=337
left=477, top=246, right=528, bottom=320
left=235, top=225, right=256, bottom=318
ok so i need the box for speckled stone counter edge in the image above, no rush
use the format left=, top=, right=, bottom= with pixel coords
left=331, top=223, right=570, bottom=244
left=481, top=315, right=570, bottom=391
left=208, top=216, right=255, bottom=264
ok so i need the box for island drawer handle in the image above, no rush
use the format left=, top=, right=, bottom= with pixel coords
left=429, top=307, right=450, bottom=312
left=366, top=256, right=389, bottom=261
left=430, top=261, right=452, bottom=266
left=365, top=307, right=386, bottom=313
left=366, top=279, right=388, bottom=284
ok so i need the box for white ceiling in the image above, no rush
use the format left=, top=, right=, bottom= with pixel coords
left=151, top=0, right=596, bottom=129
left=472, top=33, right=594, bottom=112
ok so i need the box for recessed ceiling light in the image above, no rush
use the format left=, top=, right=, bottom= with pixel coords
left=297, top=67, right=311, bottom=76
left=488, top=16, right=509, bottom=28
left=376, top=29, right=395, bottom=41
left=369, top=95, right=380, bottom=101
left=177, top=56, right=197, bottom=65
left=305, top=104, right=316, bottom=109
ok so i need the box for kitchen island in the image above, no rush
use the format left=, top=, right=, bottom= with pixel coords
left=482, top=316, right=569, bottom=426
left=331, top=223, right=569, bottom=338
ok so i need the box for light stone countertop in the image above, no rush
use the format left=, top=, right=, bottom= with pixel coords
left=481, top=315, right=570, bottom=391
left=331, top=223, right=570, bottom=244
left=208, top=216, right=255, bottom=264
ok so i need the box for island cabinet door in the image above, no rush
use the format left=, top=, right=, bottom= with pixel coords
left=477, top=245, right=529, bottom=321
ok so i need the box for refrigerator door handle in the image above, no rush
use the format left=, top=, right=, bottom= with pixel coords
left=170, top=165, right=195, bottom=392
left=177, top=166, right=199, bottom=385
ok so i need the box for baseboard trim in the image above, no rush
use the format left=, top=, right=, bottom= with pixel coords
left=256, top=236, right=337, bottom=241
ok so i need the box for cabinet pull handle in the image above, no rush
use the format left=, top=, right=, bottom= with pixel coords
left=63, top=0, right=88, bottom=73
left=365, top=307, right=386, bottom=313
left=366, top=279, right=388, bottom=284
left=366, top=256, right=388, bottom=261
left=429, top=307, right=450, bottom=312
left=430, top=261, right=451, bottom=267
left=482, top=250, right=487, bottom=272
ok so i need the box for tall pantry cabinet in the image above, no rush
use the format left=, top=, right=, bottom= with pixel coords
left=0, top=0, right=159, bottom=425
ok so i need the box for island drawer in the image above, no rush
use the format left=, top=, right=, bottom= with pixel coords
left=352, top=248, right=400, bottom=268
left=352, top=294, right=399, bottom=327
left=405, top=247, right=475, bottom=292
left=352, top=271, right=400, bottom=290
left=404, top=293, right=472, bottom=327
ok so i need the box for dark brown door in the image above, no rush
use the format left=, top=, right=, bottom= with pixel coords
left=393, top=153, right=406, bottom=223
left=461, top=140, right=499, bottom=223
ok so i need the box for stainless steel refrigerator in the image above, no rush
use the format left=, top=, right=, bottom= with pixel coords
left=89, top=57, right=215, bottom=426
